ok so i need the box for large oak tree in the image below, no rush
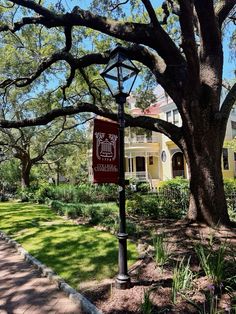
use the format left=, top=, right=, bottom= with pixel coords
left=0, top=0, right=235, bottom=226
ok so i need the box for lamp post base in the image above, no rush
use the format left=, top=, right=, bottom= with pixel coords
left=115, top=274, right=131, bottom=290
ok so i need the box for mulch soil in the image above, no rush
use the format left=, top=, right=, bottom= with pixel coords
left=81, top=219, right=236, bottom=314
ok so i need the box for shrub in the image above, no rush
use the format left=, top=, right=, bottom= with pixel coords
left=224, top=179, right=236, bottom=212
left=82, top=205, right=102, bottom=224
left=64, top=204, right=83, bottom=219
left=0, top=192, right=9, bottom=202
left=126, top=191, right=185, bottom=219
left=34, top=182, right=55, bottom=203
left=136, top=182, right=150, bottom=193
left=126, top=220, right=137, bottom=236
left=48, top=183, right=117, bottom=204
left=158, top=177, right=189, bottom=217
left=17, top=187, right=35, bottom=202
left=51, top=200, right=65, bottom=215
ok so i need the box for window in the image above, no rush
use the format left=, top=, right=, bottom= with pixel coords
left=222, top=148, right=229, bottom=170
left=231, top=121, right=236, bottom=138
left=173, top=109, right=179, bottom=125
left=166, top=111, right=171, bottom=122
left=149, top=156, right=153, bottom=165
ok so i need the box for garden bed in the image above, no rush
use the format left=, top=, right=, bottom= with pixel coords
left=81, top=220, right=236, bottom=313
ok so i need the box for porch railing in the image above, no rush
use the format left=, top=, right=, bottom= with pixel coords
left=173, top=170, right=185, bottom=178
left=125, top=171, right=147, bottom=181
left=125, top=135, right=159, bottom=144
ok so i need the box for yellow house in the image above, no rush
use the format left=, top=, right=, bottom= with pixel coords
left=123, top=88, right=236, bottom=189
left=89, top=88, right=236, bottom=188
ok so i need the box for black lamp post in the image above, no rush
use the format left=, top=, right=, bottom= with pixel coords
left=101, top=46, right=139, bottom=289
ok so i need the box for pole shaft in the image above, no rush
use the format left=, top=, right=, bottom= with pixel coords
left=116, top=95, right=130, bottom=289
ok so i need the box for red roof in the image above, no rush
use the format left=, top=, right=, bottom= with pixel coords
left=131, top=103, right=160, bottom=116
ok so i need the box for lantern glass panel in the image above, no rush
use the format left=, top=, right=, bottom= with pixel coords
left=118, top=66, right=137, bottom=94
left=101, top=48, right=139, bottom=97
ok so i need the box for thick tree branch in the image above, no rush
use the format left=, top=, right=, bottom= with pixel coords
left=141, top=0, right=159, bottom=26
left=220, top=82, right=236, bottom=120
left=10, top=0, right=57, bottom=20
left=0, top=51, right=108, bottom=89
left=178, top=0, right=199, bottom=83
left=64, top=25, right=73, bottom=52
left=194, top=0, right=222, bottom=59
left=0, top=102, right=183, bottom=146
left=0, top=44, right=183, bottom=107
left=4, top=1, right=185, bottom=67
left=216, top=0, right=236, bottom=28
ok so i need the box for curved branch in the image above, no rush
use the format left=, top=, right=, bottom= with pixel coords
left=0, top=101, right=183, bottom=146
left=3, top=1, right=184, bottom=67
left=178, top=1, right=199, bottom=83
left=220, top=82, right=236, bottom=120
left=31, top=116, right=67, bottom=163
left=64, top=25, right=73, bottom=52
left=141, top=0, right=159, bottom=26
left=0, top=50, right=108, bottom=89
left=9, top=0, right=57, bottom=20
left=216, top=0, right=236, bottom=28
left=194, top=0, right=221, bottom=59
left=125, top=115, right=183, bottom=145
left=0, top=45, right=183, bottom=106
left=62, top=67, right=76, bottom=100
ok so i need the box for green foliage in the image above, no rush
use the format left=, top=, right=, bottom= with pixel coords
left=195, top=241, right=228, bottom=286
left=51, top=200, right=83, bottom=218
left=126, top=194, right=159, bottom=217
left=0, top=192, right=9, bottom=202
left=51, top=199, right=120, bottom=230
left=224, top=179, right=236, bottom=212
left=224, top=178, right=236, bottom=194
left=136, top=182, right=150, bottom=193
left=127, top=178, right=189, bottom=219
left=158, top=178, right=189, bottom=217
left=17, top=187, right=35, bottom=202
left=33, top=182, right=55, bottom=203
left=153, top=233, right=171, bottom=267
left=172, top=257, right=193, bottom=303
left=0, top=160, right=20, bottom=191
left=51, top=183, right=117, bottom=204
left=126, top=191, right=185, bottom=219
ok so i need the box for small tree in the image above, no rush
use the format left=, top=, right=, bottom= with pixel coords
left=0, top=116, right=87, bottom=188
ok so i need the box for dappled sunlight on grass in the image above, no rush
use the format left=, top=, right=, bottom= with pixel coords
left=0, top=202, right=137, bottom=289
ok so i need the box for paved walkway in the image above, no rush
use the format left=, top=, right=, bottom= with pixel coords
left=0, top=239, right=83, bottom=314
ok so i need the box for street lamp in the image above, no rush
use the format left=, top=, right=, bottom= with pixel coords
left=101, top=45, right=139, bottom=289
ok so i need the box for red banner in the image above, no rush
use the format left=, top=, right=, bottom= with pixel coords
left=92, top=119, right=119, bottom=184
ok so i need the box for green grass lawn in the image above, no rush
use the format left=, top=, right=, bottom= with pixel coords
left=0, top=202, right=137, bottom=289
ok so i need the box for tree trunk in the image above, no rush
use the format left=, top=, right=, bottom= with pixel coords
left=21, top=160, right=32, bottom=189
left=183, top=122, right=231, bottom=227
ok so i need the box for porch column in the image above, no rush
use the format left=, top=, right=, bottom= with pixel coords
left=129, top=153, right=133, bottom=175
left=145, top=152, right=148, bottom=181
